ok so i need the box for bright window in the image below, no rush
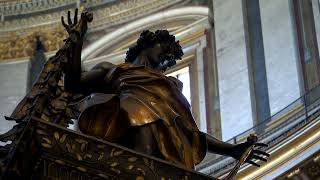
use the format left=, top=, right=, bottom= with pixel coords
left=167, top=67, right=191, bottom=104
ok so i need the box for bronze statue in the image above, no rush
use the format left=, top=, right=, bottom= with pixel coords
left=60, top=9, right=269, bottom=169
left=0, top=9, right=269, bottom=179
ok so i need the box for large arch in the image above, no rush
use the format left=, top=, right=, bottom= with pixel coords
left=81, top=6, right=209, bottom=61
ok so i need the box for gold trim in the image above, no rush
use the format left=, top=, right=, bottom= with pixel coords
left=236, top=119, right=320, bottom=179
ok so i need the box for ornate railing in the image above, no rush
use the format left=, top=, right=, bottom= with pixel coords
left=0, top=117, right=214, bottom=179
left=196, top=84, right=320, bottom=177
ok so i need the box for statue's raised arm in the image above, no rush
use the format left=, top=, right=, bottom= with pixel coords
left=0, top=9, right=93, bottom=144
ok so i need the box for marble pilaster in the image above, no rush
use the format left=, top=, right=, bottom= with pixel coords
left=242, top=0, right=271, bottom=126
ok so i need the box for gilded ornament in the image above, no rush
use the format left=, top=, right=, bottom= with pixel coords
left=76, top=166, right=87, bottom=172
left=113, top=150, right=124, bottom=157
left=136, top=176, right=144, bottom=180
left=36, top=129, right=47, bottom=135
left=98, top=152, right=104, bottom=160
left=110, top=168, right=121, bottom=174
left=128, top=157, right=138, bottom=162
left=128, top=165, right=134, bottom=170
left=54, top=160, right=65, bottom=165
left=76, top=153, right=83, bottom=161
left=110, top=162, right=118, bottom=167
left=41, top=143, right=52, bottom=148
left=54, top=131, right=60, bottom=140
left=66, top=143, right=72, bottom=152
left=41, top=137, right=52, bottom=144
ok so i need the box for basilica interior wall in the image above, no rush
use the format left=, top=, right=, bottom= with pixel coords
left=260, top=0, right=300, bottom=115
left=214, top=0, right=301, bottom=140
left=0, top=61, right=28, bottom=133
left=313, top=0, right=320, bottom=59
left=213, top=0, right=252, bottom=140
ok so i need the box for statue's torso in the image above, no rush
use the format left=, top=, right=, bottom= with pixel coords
left=99, top=63, right=196, bottom=128
left=78, top=63, right=206, bottom=168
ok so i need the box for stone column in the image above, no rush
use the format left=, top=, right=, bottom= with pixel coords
left=76, top=0, right=81, bottom=9
left=190, top=42, right=208, bottom=133
left=242, top=0, right=271, bottom=127
left=204, top=0, right=222, bottom=139
left=291, top=0, right=320, bottom=105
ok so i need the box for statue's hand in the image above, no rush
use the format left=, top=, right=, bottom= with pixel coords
left=231, top=135, right=270, bottom=167
left=61, top=8, right=93, bottom=39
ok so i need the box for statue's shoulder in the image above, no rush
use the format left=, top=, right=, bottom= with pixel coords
left=117, top=63, right=144, bottom=70
left=167, top=76, right=183, bottom=91
left=91, top=61, right=116, bottom=71
left=93, top=62, right=141, bottom=70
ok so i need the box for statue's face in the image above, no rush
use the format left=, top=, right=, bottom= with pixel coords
left=147, top=43, right=163, bottom=66
left=147, top=43, right=175, bottom=71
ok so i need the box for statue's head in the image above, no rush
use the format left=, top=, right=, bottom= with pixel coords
left=125, top=30, right=183, bottom=72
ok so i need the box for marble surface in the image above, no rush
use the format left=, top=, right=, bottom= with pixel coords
left=213, top=0, right=301, bottom=140
left=214, top=0, right=253, bottom=140
left=260, top=0, right=300, bottom=115
left=0, top=60, right=28, bottom=134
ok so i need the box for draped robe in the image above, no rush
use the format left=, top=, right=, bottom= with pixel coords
left=78, top=62, right=207, bottom=168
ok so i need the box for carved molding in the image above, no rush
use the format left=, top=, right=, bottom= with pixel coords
left=0, top=0, right=185, bottom=61
left=1, top=117, right=215, bottom=179
left=0, top=0, right=183, bottom=33
left=34, top=118, right=215, bottom=179
left=0, top=27, right=67, bottom=61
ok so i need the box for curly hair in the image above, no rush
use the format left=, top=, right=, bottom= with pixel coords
left=125, top=30, right=183, bottom=67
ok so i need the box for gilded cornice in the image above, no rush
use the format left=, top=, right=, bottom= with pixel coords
left=0, top=0, right=185, bottom=61
left=0, top=27, right=67, bottom=61
left=0, top=0, right=76, bottom=16
left=0, top=0, right=115, bottom=16
left=0, top=0, right=183, bottom=32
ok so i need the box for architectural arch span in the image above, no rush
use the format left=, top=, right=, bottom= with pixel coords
left=81, top=6, right=209, bottom=61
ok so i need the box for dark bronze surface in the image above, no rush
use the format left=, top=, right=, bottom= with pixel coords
left=0, top=9, right=269, bottom=179
left=0, top=116, right=215, bottom=179
left=33, top=117, right=215, bottom=180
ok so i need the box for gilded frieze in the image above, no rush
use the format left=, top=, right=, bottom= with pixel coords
left=0, top=28, right=67, bottom=60
left=0, top=0, right=184, bottom=61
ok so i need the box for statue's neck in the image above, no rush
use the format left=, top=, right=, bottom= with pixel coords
left=132, top=53, right=153, bottom=68
left=131, top=54, right=165, bottom=73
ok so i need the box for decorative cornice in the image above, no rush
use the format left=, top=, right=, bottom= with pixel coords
left=0, top=0, right=184, bottom=33
left=0, top=0, right=76, bottom=16
left=0, top=0, right=186, bottom=61
left=81, top=6, right=208, bottom=60
left=0, top=0, right=121, bottom=17
left=0, top=27, right=67, bottom=61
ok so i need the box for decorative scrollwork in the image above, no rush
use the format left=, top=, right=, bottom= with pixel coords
left=33, top=118, right=213, bottom=179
